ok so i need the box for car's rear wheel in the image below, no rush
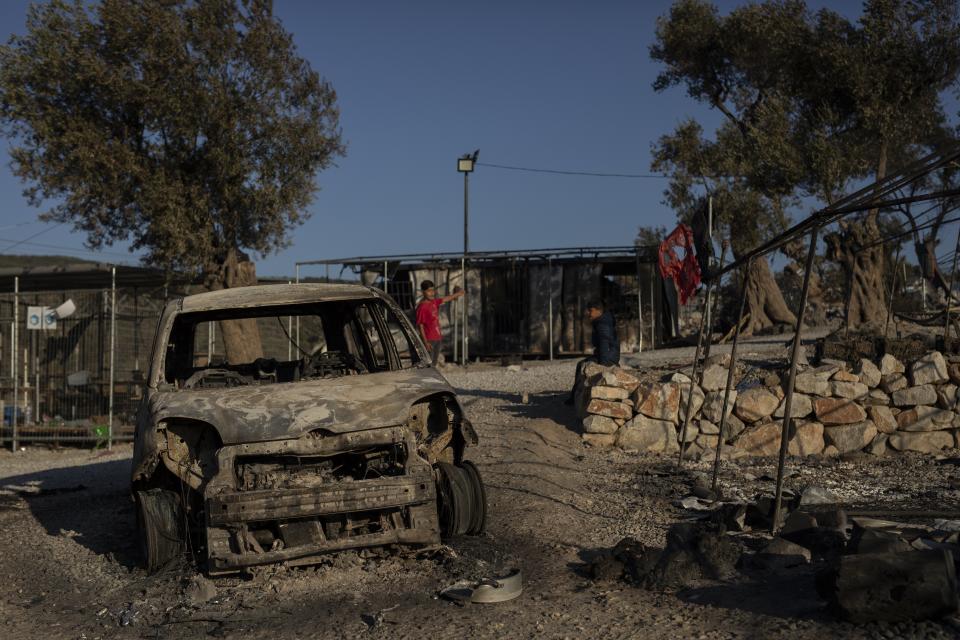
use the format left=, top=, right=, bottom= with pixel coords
left=135, top=488, right=185, bottom=572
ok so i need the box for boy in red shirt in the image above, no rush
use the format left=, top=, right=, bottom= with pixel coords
left=415, top=280, right=465, bottom=366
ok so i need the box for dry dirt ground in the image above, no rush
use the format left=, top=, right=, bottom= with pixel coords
left=2, top=337, right=960, bottom=639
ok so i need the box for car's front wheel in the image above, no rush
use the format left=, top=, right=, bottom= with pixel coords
left=135, top=488, right=185, bottom=572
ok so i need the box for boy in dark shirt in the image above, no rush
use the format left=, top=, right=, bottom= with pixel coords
left=415, top=280, right=465, bottom=366
left=567, top=299, right=620, bottom=403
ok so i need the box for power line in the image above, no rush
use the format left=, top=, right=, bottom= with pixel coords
left=475, top=161, right=668, bottom=179
left=0, top=239, right=134, bottom=260
left=1, top=221, right=66, bottom=253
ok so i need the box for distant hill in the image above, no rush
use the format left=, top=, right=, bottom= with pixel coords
left=0, top=254, right=100, bottom=270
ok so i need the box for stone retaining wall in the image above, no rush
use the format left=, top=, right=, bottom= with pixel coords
left=577, top=351, right=960, bottom=459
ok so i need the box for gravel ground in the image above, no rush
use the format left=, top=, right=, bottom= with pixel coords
left=1, top=336, right=959, bottom=639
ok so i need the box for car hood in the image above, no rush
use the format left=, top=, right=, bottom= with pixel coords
left=149, top=368, right=457, bottom=444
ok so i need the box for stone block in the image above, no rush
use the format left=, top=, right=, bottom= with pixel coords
left=895, top=406, right=954, bottom=432
left=832, top=370, right=860, bottom=383
left=734, top=387, right=780, bottom=423
left=880, top=373, right=908, bottom=394
left=888, top=430, right=953, bottom=453
left=723, top=413, right=746, bottom=442
left=865, top=389, right=890, bottom=406
left=615, top=415, right=679, bottom=453
left=814, top=397, right=867, bottom=425
left=698, top=419, right=719, bottom=435
left=679, top=383, right=705, bottom=419
left=773, top=392, right=813, bottom=419
left=795, top=372, right=831, bottom=396
left=857, top=358, right=882, bottom=388
left=583, top=414, right=619, bottom=434
left=830, top=380, right=869, bottom=400
left=824, top=421, right=877, bottom=454
left=789, top=421, right=825, bottom=456
left=733, top=422, right=782, bottom=456
left=632, top=382, right=681, bottom=423
left=695, top=433, right=719, bottom=450
left=879, top=354, right=905, bottom=376
left=589, top=385, right=630, bottom=402
left=586, top=398, right=633, bottom=420
left=700, top=364, right=729, bottom=391
left=937, top=384, right=958, bottom=410
left=891, top=385, right=937, bottom=407
left=678, top=421, right=699, bottom=443
left=866, top=433, right=889, bottom=456
left=701, top=390, right=737, bottom=423
left=866, top=405, right=897, bottom=433
left=910, top=351, right=949, bottom=386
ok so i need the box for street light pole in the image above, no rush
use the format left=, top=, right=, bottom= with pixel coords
left=457, top=150, right=479, bottom=366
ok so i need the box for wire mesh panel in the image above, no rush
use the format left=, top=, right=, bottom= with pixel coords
left=0, top=283, right=183, bottom=446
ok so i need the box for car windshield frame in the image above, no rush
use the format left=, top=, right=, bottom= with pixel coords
left=151, top=295, right=427, bottom=389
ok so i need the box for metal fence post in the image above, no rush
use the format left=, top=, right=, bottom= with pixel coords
left=711, top=264, right=750, bottom=492
left=771, top=227, right=820, bottom=532
left=12, top=276, right=19, bottom=452
left=677, top=280, right=715, bottom=467
left=548, top=256, right=554, bottom=360
left=108, top=266, right=116, bottom=450
left=943, top=224, right=960, bottom=340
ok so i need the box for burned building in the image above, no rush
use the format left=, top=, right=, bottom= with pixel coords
left=295, top=246, right=679, bottom=361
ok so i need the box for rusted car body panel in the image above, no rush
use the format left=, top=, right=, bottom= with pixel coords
left=131, top=283, right=479, bottom=572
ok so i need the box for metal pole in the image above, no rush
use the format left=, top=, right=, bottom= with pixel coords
left=34, top=343, right=39, bottom=424
left=943, top=225, right=960, bottom=340
left=461, top=257, right=467, bottom=365
left=108, top=266, right=116, bottom=450
left=711, top=265, right=750, bottom=492
left=702, top=244, right=728, bottom=360
left=649, top=267, right=656, bottom=349
left=295, top=264, right=301, bottom=346
left=677, top=280, right=715, bottom=467
left=286, top=281, right=292, bottom=360
left=12, top=276, right=18, bottom=452
left=383, top=260, right=388, bottom=292
left=548, top=257, right=554, bottom=360
left=463, top=170, right=469, bottom=366
left=636, top=251, right=643, bottom=353
left=884, top=244, right=902, bottom=338
left=771, top=227, right=820, bottom=532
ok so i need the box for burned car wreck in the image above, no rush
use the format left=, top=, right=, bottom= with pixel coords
left=131, top=284, right=485, bottom=574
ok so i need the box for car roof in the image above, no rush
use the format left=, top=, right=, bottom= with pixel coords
left=178, top=283, right=380, bottom=313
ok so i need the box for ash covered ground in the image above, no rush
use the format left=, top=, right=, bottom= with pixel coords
left=2, top=336, right=959, bottom=639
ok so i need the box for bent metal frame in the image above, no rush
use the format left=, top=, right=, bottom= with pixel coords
left=675, top=144, right=960, bottom=532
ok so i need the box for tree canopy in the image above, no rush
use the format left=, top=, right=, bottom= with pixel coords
left=0, top=0, right=345, bottom=279
left=649, top=0, right=960, bottom=330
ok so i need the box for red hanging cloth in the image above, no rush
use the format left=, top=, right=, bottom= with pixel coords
left=658, top=224, right=702, bottom=305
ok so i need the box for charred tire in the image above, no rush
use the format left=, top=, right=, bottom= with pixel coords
left=435, top=461, right=486, bottom=536
left=136, top=488, right=185, bottom=573
left=460, top=460, right=487, bottom=535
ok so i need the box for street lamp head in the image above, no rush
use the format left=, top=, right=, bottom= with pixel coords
left=457, top=149, right=480, bottom=173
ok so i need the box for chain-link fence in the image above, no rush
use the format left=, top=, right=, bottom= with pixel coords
left=0, top=271, right=188, bottom=449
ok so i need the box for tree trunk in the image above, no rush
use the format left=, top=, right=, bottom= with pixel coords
left=206, top=248, right=264, bottom=364
left=742, top=257, right=797, bottom=335
left=824, top=142, right=888, bottom=331
left=916, top=237, right=951, bottom=300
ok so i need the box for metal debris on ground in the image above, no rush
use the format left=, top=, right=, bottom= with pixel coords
left=439, top=568, right=523, bottom=604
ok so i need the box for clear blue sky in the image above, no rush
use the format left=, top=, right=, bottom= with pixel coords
left=0, top=0, right=897, bottom=278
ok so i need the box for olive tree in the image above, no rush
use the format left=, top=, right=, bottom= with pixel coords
left=0, top=0, right=345, bottom=360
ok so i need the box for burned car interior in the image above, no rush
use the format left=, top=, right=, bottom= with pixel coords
left=131, top=285, right=486, bottom=575
left=164, top=299, right=422, bottom=389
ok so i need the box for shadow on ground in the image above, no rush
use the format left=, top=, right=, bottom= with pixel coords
left=0, top=458, right=140, bottom=568
left=455, top=388, right=584, bottom=436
